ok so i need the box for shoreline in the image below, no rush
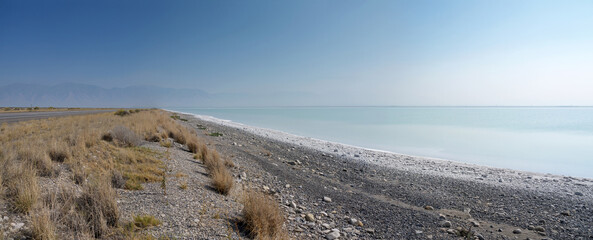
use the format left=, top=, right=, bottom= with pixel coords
left=176, top=111, right=593, bottom=239
left=169, top=110, right=593, bottom=195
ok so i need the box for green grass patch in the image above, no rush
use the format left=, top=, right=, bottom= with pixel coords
left=209, top=132, right=223, bottom=137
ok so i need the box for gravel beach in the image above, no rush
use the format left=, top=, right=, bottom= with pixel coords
left=171, top=111, right=592, bottom=240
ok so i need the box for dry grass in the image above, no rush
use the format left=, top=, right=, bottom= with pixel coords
left=2, top=161, right=40, bottom=213
left=128, top=214, right=161, bottom=230
left=242, top=189, right=287, bottom=239
left=0, top=109, right=218, bottom=238
left=211, top=164, right=233, bottom=195
left=30, top=206, right=57, bottom=240
left=78, top=179, right=119, bottom=238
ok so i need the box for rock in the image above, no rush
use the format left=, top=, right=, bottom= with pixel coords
left=323, top=197, right=332, bottom=202
left=322, top=223, right=330, bottom=229
left=290, top=201, right=297, bottom=208
left=349, top=218, right=358, bottom=225
left=415, top=230, right=423, bottom=234
left=320, top=211, right=328, bottom=217
left=476, top=234, right=485, bottom=240
left=285, top=184, right=291, bottom=188
left=240, top=172, right=247, bottom=179
left=446, top=229, right=457, bottom=235
left=574, top=192, right=583, bottom=196
left=357, top=221, right=364, bottom=227
left=424, top=205, right=434, bottom=210
left=534, top=226, right=545, bottom=232
left=11, top=222, right=24, bottom=230
left=262, top=185, right=270, bottom=192
left=438, top=214, right=446, bottom=220
left=326, top=230, right=340, bottom=240
left=305, top=213, right=315, bottom=222
left=561, top=210, right=571, bottom=216
left=527, top=225, right=535, bottom=230
left=440, top=221, right=452, bottom=228
left=365, top=228, right=375, bottom=233
left=471, top=221, right=480, bottom=227
left=512, top=229, right=522, bottom=234
left=287, top=161, right=296, bottom=165
left=354, top=154, right=360, bottom=157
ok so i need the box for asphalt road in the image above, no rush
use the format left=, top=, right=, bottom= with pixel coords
left=0, top=110, right=115, bottom=124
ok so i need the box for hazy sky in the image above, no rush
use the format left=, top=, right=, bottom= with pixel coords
left=1, top=0, right=592, bottom=106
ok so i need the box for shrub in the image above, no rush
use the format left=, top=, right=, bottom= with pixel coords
left=160, top=139, right=172, bottom=148
left=110, top=126, right=141, bottom=147
left=30, top=206, right=56, bottom=240
left=111, top=170, right=126, bottom=189
left=209, top=132, right=223, bottom=137
left=242, top=189, right=287, bottom=239
left=210, top=162, right=233, bottom=195
left=78, top=179, right=119, bottom=238
left=114, top=109, right=130, bottom=116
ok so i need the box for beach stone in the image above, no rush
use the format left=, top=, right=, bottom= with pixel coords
left=240, top=172, right=247, bottom=179
left=534, top=226, right=545, bottom=232
left=512, top=229, right=522, bottom=234
left=365, top=228, right=375, bottom=233
left=446, top=229, right=457, bottom=235
left=440, top=221, right=452, bottom=228
left=11, top=222, right=24, bottom=231
left=357, top=221, right=364, bottom=227
left=305, top=213, right=315, bottom=222
left=322, top=223, right=330, bottom=229
left=471, top=220, right=480, bottom=227
left=574, top=192, right=583, bottom=196
left=438, top=214, right=446, bottom=220
left=561, top=210, right=571, bottom=216
left=320, top=211, right=328, bottom=217
left=424, top=205, right=434, bottom=210
left=349, top=218, right=358, bottom=225
left=285, top=184, right=291, bottom=188
left=323, top=196, right=332, bottom=202
left=326, top=230, right=340, bottom=240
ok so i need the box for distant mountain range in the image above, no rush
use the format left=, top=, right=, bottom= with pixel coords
left=0, top=83, right=322, bottom=108
left=0, top=83, right=211, bottom=108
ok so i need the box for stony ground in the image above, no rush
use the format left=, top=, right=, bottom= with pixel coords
left=174, top=112, right=593, bottom=240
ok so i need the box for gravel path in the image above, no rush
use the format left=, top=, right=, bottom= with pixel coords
left=172, top=112, right=593, bottom=240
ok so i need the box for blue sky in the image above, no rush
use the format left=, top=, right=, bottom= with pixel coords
left=1, top=0, right=592, bottom=106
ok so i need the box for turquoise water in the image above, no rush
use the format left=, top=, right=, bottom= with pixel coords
left=170, top=107, right=593, bottom=178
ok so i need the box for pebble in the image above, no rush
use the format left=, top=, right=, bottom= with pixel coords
left=512, top=229, right=522, bottom=234
left=323, top=196, right=332, bottom=202
left=285, top=184, right=291, bottom=188
left=438, top=214, right=446, bottom=220
left=574, top=192, right=583, bottom=196
left=440, top=221, right=452, bottom=228
left=470, top=220, right=480, bottom=227
left=424, top=205, right=434, bottom=210
left=561, top=210, right=571, bottom=216
left=305, top=213, right=315, bottom=222
left=365, top=228, right=375, bottom=233
left=534, top=226, right=545, bottom=232
left=349, top=218, right=358, bottom=225
left=11, top=222, right=24, bottom=231
left=326, top=230, right=340, bottom=240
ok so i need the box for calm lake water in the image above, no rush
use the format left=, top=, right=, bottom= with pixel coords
left=170, top=107, right=593, bottom=178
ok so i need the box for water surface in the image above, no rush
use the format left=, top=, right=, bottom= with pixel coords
left=170, top=107, right=593, bottom=178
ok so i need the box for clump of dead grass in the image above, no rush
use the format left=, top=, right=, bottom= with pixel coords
left=242, top=189, right=287, bottom=239
left=48, top=142, right=69, bottom=162
left=30, top=206, right=57, bottom=240
left=78, top=179, right=119, bottom=238
left=3, top=161, right=40, bottom=213
left=211, top=164, right=233, bottom=195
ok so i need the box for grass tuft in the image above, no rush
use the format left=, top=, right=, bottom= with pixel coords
left=78, top=179, right=119, bottom=238
left=211, top=164, right=233, bottom=195
left=30, top=206, right=57, bottom=240
left=242, top=189, right=287, bottom=239
left=110, top=125, right=141, bottom=147
left=3, top=161, right=40, bottom=213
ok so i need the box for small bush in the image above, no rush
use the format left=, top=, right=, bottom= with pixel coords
left=179, top=181, right=188, bottom=190
left=242, top=190, right=287, bottom=239
left=30, top=207, right=56, bottom=240
left=211, top=163, right=233, bottom=195
left=110, top=126, right=141, bottom=147
left=111, top=170, right=126, bottom=189
left=131, top=215, right=161, bottom=229
left=114, top=109, right=130, bottom=116
left=18, top=150, right=57, bottom=177
left=78, top=179, right=119, bottom=238
left=101, top=132, right=113, bottom=142
left=224, top=158, right=235, bottom=168
left=209, top=132, right=223, bottom=137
